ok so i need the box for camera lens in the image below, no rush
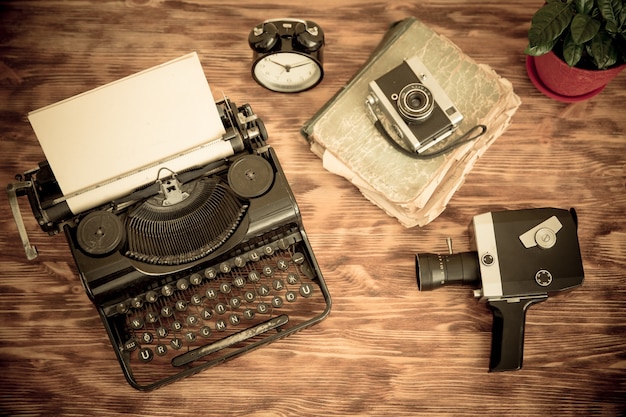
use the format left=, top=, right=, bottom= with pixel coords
left=397, top=83, right=434, bottom=123
left=415, top=252, right=480, bottom=291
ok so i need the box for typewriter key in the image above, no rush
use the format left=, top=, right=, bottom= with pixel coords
left=76, top=210, right=125, bottom=256
left=227, top=155, right=274, bottom=198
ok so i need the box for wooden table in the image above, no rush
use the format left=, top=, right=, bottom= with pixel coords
left=1, top=1, right=625, bottom=415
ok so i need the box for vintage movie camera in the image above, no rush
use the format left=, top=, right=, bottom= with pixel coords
left=366, top=56, right=463, bottom=154
left=416, top=208, right=584, bottom=372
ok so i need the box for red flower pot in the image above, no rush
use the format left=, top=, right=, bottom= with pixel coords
left=526, top=51, right=626, bottom=102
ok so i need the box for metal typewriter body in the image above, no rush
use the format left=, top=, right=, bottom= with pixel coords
left=8, top=98, right=331, bottom=390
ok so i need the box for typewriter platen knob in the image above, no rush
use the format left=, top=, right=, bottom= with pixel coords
left=76, top=210, right=126, bottom=256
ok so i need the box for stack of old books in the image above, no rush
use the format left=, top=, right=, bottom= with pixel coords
left=301, top=17, right=521, bottom=227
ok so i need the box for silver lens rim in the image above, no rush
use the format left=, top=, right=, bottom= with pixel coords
left=397, top=83, right=434, bottom=123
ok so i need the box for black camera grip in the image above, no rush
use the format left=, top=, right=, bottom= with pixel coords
left=487, top=296, right=547, bottom=372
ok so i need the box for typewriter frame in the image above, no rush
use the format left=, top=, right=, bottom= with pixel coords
left=8, top=97, right=332, bottom=390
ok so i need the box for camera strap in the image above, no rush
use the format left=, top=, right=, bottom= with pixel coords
left=373, top=120, right=487, bottom=159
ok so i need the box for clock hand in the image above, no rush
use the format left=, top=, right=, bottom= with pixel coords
left=289, top=60, right=313, bottom=69
left=267, top=59, right=288, bottom=69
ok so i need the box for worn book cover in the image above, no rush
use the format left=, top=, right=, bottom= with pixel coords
left=301, top=17, right=521, bottom=227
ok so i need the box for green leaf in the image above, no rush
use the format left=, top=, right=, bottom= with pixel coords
left=570, top=14, right=601, bottom=43
left=575, top=0, right=595, bottom=14
left=525, top=39, right=559, bottom=56
left=606, top=20, right=619, bottom=34
left=588, top=30, right=618, bottom=68
left=597, top=0, right=623, bottom=25
left=528, top=2, right=575, bottom=46
left=563, top=34, right=584, bottom=66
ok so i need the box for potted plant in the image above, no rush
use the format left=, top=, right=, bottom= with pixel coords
left=525, top=0, right=626, bottom=102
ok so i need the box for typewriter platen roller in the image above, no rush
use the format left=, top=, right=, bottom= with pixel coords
left=8, top=97, right=332, bottom=390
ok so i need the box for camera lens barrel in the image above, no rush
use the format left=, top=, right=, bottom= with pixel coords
left=415, top=252, right=480, bottom=291
left=397, top=83, right=434, bottom=123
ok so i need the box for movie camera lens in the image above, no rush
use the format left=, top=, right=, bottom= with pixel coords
left=397, top=83, right=434, bottom=123
left=415, top=252, right=480, bottom=291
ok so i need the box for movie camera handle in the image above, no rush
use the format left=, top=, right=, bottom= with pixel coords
left=486, top=295, right=547, bottom=372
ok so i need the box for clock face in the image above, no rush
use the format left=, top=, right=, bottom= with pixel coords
left=252, top=52, right=322, bottom=93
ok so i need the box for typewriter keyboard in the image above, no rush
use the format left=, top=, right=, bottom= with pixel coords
left=107, top=232, right=329, bottom=388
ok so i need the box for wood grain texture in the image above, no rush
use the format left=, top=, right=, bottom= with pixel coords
left=1, top=1, right=625, bottom=416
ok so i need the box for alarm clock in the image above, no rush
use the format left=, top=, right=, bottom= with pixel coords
left=248, top=19, right=324, bottom=93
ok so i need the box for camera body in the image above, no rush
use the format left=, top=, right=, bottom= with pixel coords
left=416, top=208, right=584, bottom=372
left=366, top=56, right=463, bottom=154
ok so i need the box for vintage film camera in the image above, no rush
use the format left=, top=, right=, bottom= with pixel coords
left=366, top=56, right=463, bottom=154
left=416, top=208, right=584, bottom=372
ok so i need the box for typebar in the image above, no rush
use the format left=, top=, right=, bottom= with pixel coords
left=171, top=314, right=289, bottom=367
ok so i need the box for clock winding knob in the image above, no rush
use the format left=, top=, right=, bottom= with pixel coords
left=293, top=22, right=324, bottom=52
left=248, top=22, right=279, bottom=53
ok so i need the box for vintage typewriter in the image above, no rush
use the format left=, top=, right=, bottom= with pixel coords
left=7, top=53, right=331, bottom=390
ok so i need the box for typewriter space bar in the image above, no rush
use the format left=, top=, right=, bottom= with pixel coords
left=171, top=315, right=289, bottom=367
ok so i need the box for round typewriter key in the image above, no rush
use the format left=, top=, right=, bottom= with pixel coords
left=145, top=291, right=158, bottom=303
left=215, top=303, right=227, bottom=315
left=277, top=259, right=289, bottom=270
left=123, top=339, right=138, bottom=352
left=186, top=315, right=199, bottom=327
left=227, top=155, right=274, bottom=198
left=116, top=302, right=130, bottom=314
left=145, top=312, right=159, bottom=324
left=190, top=294, right=203, bottom=305
left=248, top=270, right=261, bottom=282
left=234, top=256, right=246, bottom=268
left=286, top=273, right=299, bottom=285
left=285, top=291, right=297, bottom=303
left=161, top=284, right=175, bottom=297
left=220, top=282, right=231, bottom=294
left=161, top=306, right=174, bottom=318
left=257, top=302, right=269, bottom=314
left=156, top=327, right=168, bottom=338
left=189, top=273, right=203, bottom=285
left=200, top=326, right=212, bottom=338
left=219, top=262, right=231, bottom=273
left=249, top=251, right=261, bottom=262
left=229, top=314, right=240, bottom=326
left=205, top=267, right=218, bottom=280
left=233, top=276, right=246, bottom=288
left=176, top=278, right=190, bottom=291
left=76, top=210, right=126, bottom=256
left=170, top=338, right=183, bottom=350
left=299, top=283, right=313, bottom=298
left=139, top=348, right=154, bottom=363
left=292, top=252, right=305, bottom=264
left=129, top=317, right=144, bottom=330
left=131, top=297, right=143, bottom=309
left=271, top=296, right=284, bottom=308
left=230, top=296, right=242, bottom=309
left=155, top=344, right=168, bottom=356
left=216, top=319, right=227, bottom=331
left=258, top=285, right=270, bottom=296
left=142, top=332, right=153, bottom=344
